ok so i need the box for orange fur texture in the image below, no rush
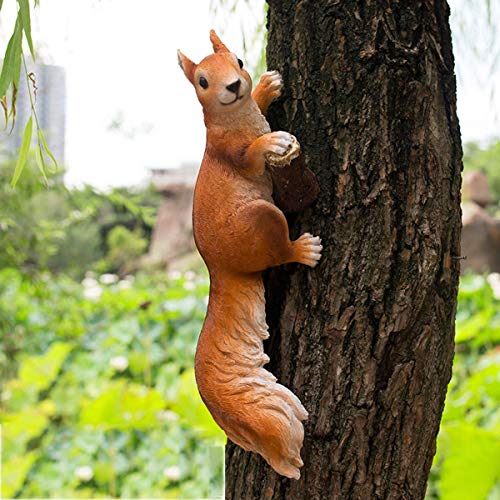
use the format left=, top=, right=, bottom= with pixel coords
left=178, top=30, right=322, bottom=479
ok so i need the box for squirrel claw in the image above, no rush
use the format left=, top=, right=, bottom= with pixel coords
left=265, top=132, right=300, bottom=167
left=253, top=70, right=284, bottom=115
left=293, top=233, right=323, bottom=268
left=260, top=71, right=284, bottom=96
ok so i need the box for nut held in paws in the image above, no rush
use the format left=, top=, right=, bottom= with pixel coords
left=265, top=135, right=301, bottom=167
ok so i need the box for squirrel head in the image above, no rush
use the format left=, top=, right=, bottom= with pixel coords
left=178, top=30, right=253, bottom=115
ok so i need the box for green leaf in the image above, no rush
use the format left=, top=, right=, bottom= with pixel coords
left=171, top=369, right=225, bottom=443
left=438, top=424, right=500, bottom=500
left=35, top=142, right=48, bottom=184
left=39, top=127, right=58, bottom=170
left=80, top=381, right=165, bottom=431
left=1, top=451, right=38, bottom=498
left=13, top=341, right=72, bottom=393
left=106, top=317, right=141, bottom=344
left=12, top=21, right=23, bottom=90
left=93, top=461, right=116, bottom=486
left=455, top=308, right=493, bottom=343
left=0, top=14, right=23, bottom=99
left=17, top=0, right=35, bottom=60
left=1, top=401, right=55, bottom=459
left=10, top=115, right=33, bottom=188
left=129, top=351, right=150, bottom=375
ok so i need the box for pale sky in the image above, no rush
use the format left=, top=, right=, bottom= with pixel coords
left=0, top=0, right=498, bottom=188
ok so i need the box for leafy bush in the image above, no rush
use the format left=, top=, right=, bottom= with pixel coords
left=0, top=269, right=224, bottom=499
left=2, top=265, right=498, bottom=498
left=0, top=155, right=66, bottom=272
left=0, top=155, right=162, bottom=279
left=427, top=274, right=500, bottom=499
left=102, top=226, right=148, bottom=275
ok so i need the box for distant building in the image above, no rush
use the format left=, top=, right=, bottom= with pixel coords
left=147, top=163, right=200, bottom=268
left=1, top=64, right=66, bottom=165
left=149, top=162, right=199, bottom=192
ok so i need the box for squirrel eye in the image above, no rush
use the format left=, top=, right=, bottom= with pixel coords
left=199, top=77, right=209, bottom=89
left=237, top=58, right=244, bottom=69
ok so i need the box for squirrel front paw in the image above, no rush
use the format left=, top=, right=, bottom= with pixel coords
left=258, top=70, right=283, bottom=102
left=252, top=70, right=283, bottom=115
left=264, top=131, right=294, bottom=156
left=264, top=132, right=301, bottom=167
left=244, top=132, right=299, bottom=177
left=293, top=233, right=323, bottom=268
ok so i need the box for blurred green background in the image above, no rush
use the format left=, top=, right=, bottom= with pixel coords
left=0, top=157, right=226, bottom=499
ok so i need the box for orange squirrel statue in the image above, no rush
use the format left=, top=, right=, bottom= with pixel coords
left=178, top=30, right=322, bottom=479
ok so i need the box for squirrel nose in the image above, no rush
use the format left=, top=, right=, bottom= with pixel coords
left=226, top=79, right=241, bottom=94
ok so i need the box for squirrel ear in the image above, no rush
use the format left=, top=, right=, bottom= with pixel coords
left=210, top=29, right=229, bottom=53
left=177, top=50, right=197, bottom=84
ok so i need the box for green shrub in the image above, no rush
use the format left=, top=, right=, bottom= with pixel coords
left=102, top=225, right=148, bottom=275
left=2, top=266, right=498, bottom=498
left=0, top=268, right=223, bottom=499
left=427, top=274, right=500, bottom=499
left=0, top=155, right=162, bottom=279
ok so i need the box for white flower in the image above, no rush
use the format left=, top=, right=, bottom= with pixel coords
left=168, top=270, right=182, bottom=280
left=82, top=277, right=98, bottom=288
left=75, top=465, right=94, bottom=482
left=110, top=356, right=129, bottom=372
left=1, top=389, right=11, bottom=403
left=163, top=465, right=181, bottom=481
left=487, top=273, right=500, bottom=300
left=157, top=410, right=179, bottom=422
left=124, top=274, right=135, bottom=283
left=184, top=271, right=196, bottom=281
left=117, top=280, right=132, bottom=290
left=184, top=281, right=195, bottom=291
left=100, top=273, right=119, bottom=284
left=84, top=271, right=96, bottom=279
left=83, top=285, right=102, bottom=301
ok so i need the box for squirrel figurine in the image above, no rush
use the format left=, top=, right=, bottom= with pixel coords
left=178, top=30, right=322, bottom=479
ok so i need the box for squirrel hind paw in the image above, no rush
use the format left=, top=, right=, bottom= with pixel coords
left=293, top=233, right=323, bottom=268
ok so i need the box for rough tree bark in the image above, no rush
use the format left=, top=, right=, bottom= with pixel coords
left=225, top=1, right=462, bottom=498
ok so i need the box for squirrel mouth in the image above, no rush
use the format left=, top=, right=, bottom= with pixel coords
left=220, top=95, right=244, bottom=106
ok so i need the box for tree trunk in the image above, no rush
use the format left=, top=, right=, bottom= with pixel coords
left=225, top=1, right=462, bottom=498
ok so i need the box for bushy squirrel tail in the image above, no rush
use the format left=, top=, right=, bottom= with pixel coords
left=194, top=272, right=308, bottom=479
